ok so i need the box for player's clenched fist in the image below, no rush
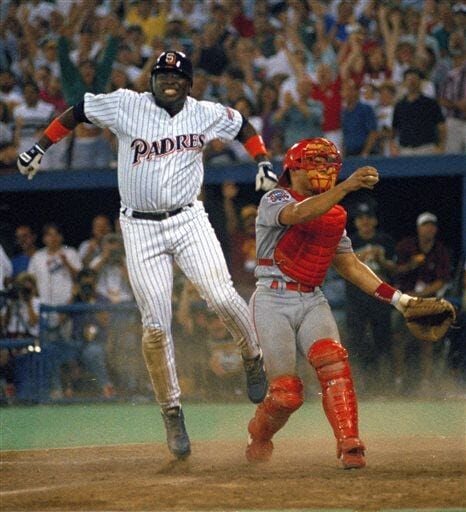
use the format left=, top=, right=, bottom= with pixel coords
left=17, top=143, right=45, bottom=180
left=345, top=165, right=379, bottom=192
left=256, top=161, right=278, bottom=192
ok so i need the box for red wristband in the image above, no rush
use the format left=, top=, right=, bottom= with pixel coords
left=44, top=118, right=71, bottom=144
left=374, top=282, right=397, bottom=303
left=244, top=134, right=267, bottom=159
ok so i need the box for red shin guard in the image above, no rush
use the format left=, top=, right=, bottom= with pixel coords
left=248, top=375, right=304, bottom=441
left=308, top=339, right=363, bottom=460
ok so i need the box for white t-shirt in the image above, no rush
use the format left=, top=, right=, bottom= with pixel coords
left=28, top=247, right=82, bottom=305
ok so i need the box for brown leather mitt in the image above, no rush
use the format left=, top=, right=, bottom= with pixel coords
left=403, top=297, right=456, bottom=342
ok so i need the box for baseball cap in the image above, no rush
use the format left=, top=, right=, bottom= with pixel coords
left=416, top=212, right=437, bottom=227
left=354, top=202, right=376, bottom=218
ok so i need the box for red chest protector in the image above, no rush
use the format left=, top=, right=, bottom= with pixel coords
left=274, top=191, right=347, bottom=287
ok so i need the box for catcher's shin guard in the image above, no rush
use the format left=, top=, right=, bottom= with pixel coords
left=308, top=339, right=365, bottom=469
left=246, top=375, right=304, bottom=462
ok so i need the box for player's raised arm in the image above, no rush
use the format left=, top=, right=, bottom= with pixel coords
left=16, top=102, right=88, bottom=180
left=235, top=119, right=278, bottom=192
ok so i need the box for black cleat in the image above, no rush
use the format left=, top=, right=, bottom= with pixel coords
left=243, top=351, right=268, bottom=404
left=161, top=406, right=191, bottom=460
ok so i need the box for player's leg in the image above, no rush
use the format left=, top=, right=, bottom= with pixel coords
left=298, top=294, right=365, bottom=469
left=246, top=290, right=303, bottom=462
left=119, top=216, right=190, bottom=459
left=174, top=208, right=266, bottom=403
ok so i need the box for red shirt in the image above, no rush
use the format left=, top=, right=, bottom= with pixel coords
left=311, top=76, right=342, bottom=131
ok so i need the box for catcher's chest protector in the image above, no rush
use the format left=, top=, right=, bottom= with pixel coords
left=274, top=201, right=347, bottom=287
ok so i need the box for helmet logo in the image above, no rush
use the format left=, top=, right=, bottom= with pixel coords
left=165, top=52, right=177, bottom=66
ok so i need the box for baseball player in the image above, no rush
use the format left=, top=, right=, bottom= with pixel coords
left=245, top=137, right=422, bottom=469
left=17, top=51, right=278, bottom=460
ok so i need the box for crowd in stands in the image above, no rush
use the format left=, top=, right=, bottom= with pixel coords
left=0, top=0, right=465, bottom=172
left=0, top=0, right=465, bottom=402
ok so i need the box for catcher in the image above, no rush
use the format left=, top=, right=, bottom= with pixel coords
left=246, top=137, right=456, bottom=469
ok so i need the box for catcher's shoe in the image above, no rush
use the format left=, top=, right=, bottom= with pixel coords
left=161, top=406, right=191, bottom=460
left=338, top=437, right=366, bottom=470
left=246, top=434, right=274, bottom=463
left=243, top=351, right=268, bottom=404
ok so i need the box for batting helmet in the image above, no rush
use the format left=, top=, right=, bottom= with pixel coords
left=151, top=51, right=193, bottom=85
left=278, top=137, right=342, bottom=193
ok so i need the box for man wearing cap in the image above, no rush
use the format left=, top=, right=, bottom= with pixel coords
left=391, top=212, right=452, bottom=394
left=345, top=203, right=396, bottom=394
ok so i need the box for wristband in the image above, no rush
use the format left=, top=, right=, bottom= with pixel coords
left=374, top=282, right=398, bottom=303
left=44, top=118, right=71, bottom=144
left=244, top=134, right=267, bottom=159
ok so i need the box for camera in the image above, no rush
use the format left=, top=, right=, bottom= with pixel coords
left=0, top=284, right=19, bottom=301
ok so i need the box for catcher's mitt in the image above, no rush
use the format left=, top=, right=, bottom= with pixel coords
left=403, top=297, right=456, bottom=342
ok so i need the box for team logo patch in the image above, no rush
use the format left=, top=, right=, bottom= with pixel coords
left=225, top=107, right=234, bottom=121
left=267, top=189, right=291, bottom=203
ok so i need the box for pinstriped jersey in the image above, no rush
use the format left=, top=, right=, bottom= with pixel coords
left=83, top=89, right=243, bottom=212
left=255, top=188, right=353, bottom=280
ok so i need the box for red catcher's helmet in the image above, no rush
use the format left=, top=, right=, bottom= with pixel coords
left=278, top=138, right=342, bottom=193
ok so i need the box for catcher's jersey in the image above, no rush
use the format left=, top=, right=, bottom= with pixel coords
left=83, top=89, right=243, bottom=212
left=255, top=188, right=353, bottom=280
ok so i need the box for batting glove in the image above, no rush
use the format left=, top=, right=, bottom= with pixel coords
left=255, top=161, right=278, bottom=192
left=17, top=143, right=45, bottom=180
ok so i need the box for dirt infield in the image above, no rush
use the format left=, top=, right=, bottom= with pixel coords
left=2, top=436, right=464, bottom=511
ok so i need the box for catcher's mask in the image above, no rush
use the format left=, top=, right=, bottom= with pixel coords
left=150, top=51, right=193, bottom=93
left=279, top=138, right=342, bottom=193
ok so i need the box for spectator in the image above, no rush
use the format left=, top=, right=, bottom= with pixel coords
left=38, top=75, right=68, bottom=116
left=89, top=233, right=133, bottom=305
left=311, top=63, right=343, bottom=150
left=125, top=0, right=168, bottom=44
left=28, top=222, right=82, bottom=308
left=438, top=32, right=466, bottom=154
left=89, top=233, right=138, bottom=393
left=191, top=22, right=230, bottom=80
left=3, top=272, right=39, bottom=338
left=26, top=223, right=82, bottom=398
left=68, top=268, right=115, bottom=399
left=341, top=78, right=379, bottom=157
left=206, top=310, right=244, bottom=400
left=171, top=0, right=208, bottom=33
left=255, top=83, right=280, bottom=149
left=56, top=17, right=120, bottom=170
left=222, top=181, right=257, bottom=300
left=391, top=212, right=452, bottom=395
left=204, top=139, right=239, bottom=167
left=345, top=203, right=396, bottom=394
left=1, top=271, right=40, bottom=401
left=251, top=12, right=276, bottom=59
left=0, top=70, right=23, bottom=112
left=0, top=99, right=16, bottom=170
left=78, top=214, right=113, bottom=268
left=13, top=82, right=57, bottom=169
left=391, top=67, right=446, bottom=155
left=323, top=0, right=355, bottom=49
left=272, top=76, right=323, bottom=149
left=374, top=81, right=397, bottom=156
left=35, top=38, right=60, bottom=78
left=229, top=96, right=262, bottom=162
left=11, top=225, right=38, bottom=277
